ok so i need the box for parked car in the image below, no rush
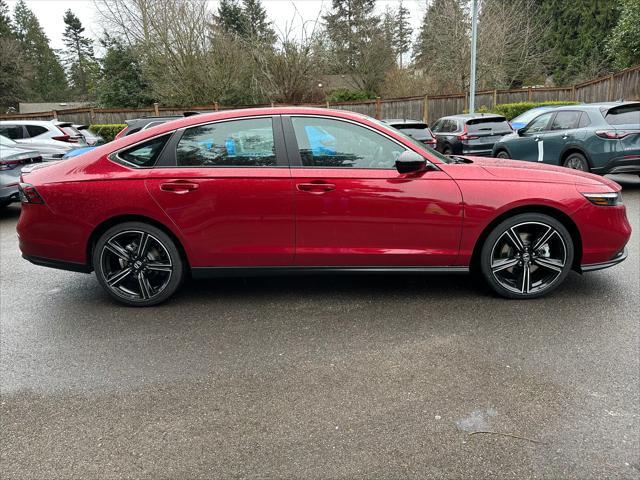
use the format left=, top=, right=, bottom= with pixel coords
left=17, top=107, right=630, bottom=306
left=430, top=114, right=513, bottom=156
left=492, top=102, right=640, bottom=174
left=73, top=124, right=105, bottom=145
left=510, top=105, right=568, bottom=130
left=0, top=120, right=84, bottom=160
left=382, top=119, right=437, bottom=147
left=0, top=135, right=42, bottom=207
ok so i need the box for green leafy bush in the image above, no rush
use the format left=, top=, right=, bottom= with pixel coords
left=328, top=89, right=376, bottom=103
left=89, top=124, right=126, bottom=142
left=488, top=101, right=579, bottom=120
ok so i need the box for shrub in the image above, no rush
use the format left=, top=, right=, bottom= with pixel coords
left=488, top=101, right=579, bottom=120
left=327, top=89, right=376, bottom=103
left=89, top=124, right=126, bottom=142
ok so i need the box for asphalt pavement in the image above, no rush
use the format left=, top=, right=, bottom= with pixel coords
left=1, top=175, right=639, bottom=479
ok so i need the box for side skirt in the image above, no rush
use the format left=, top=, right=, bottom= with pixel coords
left=191, top=266, right=469, bottom=279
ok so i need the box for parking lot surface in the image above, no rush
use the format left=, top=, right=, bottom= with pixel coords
left=1, top=175, right=639, bottom=479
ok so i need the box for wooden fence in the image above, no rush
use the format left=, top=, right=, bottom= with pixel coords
left=2, top=65, right=638, bottom=126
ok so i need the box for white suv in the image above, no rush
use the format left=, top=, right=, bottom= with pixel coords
left=0, top=120, right=85, bottom=160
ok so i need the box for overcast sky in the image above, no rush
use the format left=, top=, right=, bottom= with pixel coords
left=6, top=0, right=427, bottom=50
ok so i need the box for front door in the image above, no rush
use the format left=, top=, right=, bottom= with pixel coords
left=543, top=110, right=583, bottom=165
left=508, top=111, right=554, bottom=162
left=144, top=116, right=295, bottom=267
left=284, top=115, right=463, bottom=267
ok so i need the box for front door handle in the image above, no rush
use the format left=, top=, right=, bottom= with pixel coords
left=534, top=136, right=541, bottom=142
left=297, top=181, right=336, bottom=194
left=160, top=181, right=199, bottom=194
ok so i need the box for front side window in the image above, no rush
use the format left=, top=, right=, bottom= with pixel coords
left=291, top=117, right=406, bottom=169
left=176, top=118, right=276, bottom=167
left=550, top=111, right=581, bottom=131
left=524, top=112, right=553, bottom=133
left=118, top=134, right=170, bottom=168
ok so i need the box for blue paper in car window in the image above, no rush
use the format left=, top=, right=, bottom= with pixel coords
left=305, top=125, right=336, bottom=156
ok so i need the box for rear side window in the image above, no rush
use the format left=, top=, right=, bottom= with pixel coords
left=176, top=117, right=276, bottom=167
left=605, top=105, right=640, bottom=125
left=578, top=112, right=591, bottom=128
left=26, top=125, right=48, bottom=137
left=549, top=111, right=581, bottom=130
left=0, top=125, right=24, bottom=139
left=117, top=134, right=170, bottom=167
left=467, top=119, right=511, bottom=133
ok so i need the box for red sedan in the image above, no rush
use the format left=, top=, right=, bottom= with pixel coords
left=17, top=108, right=631, bottom=306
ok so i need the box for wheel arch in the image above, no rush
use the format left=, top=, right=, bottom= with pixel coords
left=493, top=145, right=511, bottom=158
left=470, top=205, right=583, bottom=272
left=561, top=146, right=592, bottom=169
left=86, top=214, right=191, bottom=271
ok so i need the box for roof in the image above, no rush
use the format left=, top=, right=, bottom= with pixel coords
left=440, top=113, right=506, bottom=120
left=553, top=101, right=639, bottom=111
left=381, top=118, right=426, bottom=125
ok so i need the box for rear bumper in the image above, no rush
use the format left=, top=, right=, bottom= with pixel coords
left=592, top=155, right=640, bottom=175
left=580, top=248, right=627, bottom=273
left=22, top=254, right=91, bottom=273
left=0, top=183, right=19, bottom=204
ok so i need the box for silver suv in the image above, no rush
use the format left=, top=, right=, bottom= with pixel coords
left=0, top=120, right=85, bottom=160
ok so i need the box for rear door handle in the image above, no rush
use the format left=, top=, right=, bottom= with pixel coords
left=160, top=181, right=199, bottom=194
left=297, top=181, right=336, bottom=193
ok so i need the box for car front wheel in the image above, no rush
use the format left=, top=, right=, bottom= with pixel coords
left=495, top=150, right=510, bottom=159
left=93, top=222, right=185, bottom=306
left=480, top=213, right=574, bottom=299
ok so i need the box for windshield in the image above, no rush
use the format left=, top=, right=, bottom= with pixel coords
left=370, top=117, right=452, bottom=163
left=512, top=108, right=553, bottom=125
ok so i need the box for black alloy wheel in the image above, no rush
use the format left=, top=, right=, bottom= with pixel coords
left=93, top=222, right=184, bottom=306
left=480, top=213, right=574, bottom=299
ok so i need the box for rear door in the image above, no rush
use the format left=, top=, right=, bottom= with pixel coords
left=543, top=110, right=583, bottom=165
left=143, top=116, right=295, bottom=267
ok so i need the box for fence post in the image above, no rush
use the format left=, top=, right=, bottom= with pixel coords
left=527, top=87, right=533, bottom=102
left=493, top=89, right=498, bottom=109
left=571, top=85, right=576, bottom=101
left=423, top=95, right=429, bottom=125
left=214, top=102, right=219, bottom=111
left=89, top=108, right=95, bottom=125
left=375, top=97, right=381, bottom=119
left=52, top=110, right=58, bottom=120
left=153, top=102, right=159, bottom=116
left=608, top=74, right=615, bottom=101
left=326, top=100, right=330, bottom=109
left=463, top=92, right=468, bottom=112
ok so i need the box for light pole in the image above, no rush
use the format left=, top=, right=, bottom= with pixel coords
left=469, top=0, right=478, bottom=113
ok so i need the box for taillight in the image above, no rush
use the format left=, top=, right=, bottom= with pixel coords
left=0, top=160, right=22, bottom=171
left=52, top=134, right=71, bottom=142
left=114, top=127, right=128, bottom=139
left=423, top=139, right=437, bottom=145
left=458, top=125, right=478, bottom=141
left=18, top=183, right=45, bottom=204
left=595, top=130, right=640, bottom=139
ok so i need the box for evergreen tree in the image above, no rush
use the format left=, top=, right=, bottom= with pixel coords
left=216, top=0, right=247, bottom=38
left=13, top=0, right=67, bottom=101
left=537, top=0, right=620, bottom=84
left=394, top=0, right=412, bottom=69
left=62, top=9, right=98, bottom=98
left=96, top=35, right=153, bottom=108
left=242, top=0, right=275, bottom=45
left=607, top=0, right=640, bottom=69
left=0, top=0, right=14, bottom=38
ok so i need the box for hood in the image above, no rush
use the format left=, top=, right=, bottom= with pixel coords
left=445, top=156, right=620, bottom=191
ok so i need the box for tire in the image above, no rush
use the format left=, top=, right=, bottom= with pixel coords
left=563, top=152, right=589, bottom=172
left=480, top=213, right=574, bottom=299
left=93, top=221, right=185, bottom=306
left=443, top=146, right=453, bottom=155
left=495, top=150, right=510, bottom=159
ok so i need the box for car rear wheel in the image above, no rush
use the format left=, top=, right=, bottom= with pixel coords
left=495, top=150, right=510, bottom=159
left=93, top=222, right=185, bottom=306
left=480, top=213, right=574, bottom=299
left=563, top=153, right=589, bottom=172
left=443, top=146, right=452, bottom=155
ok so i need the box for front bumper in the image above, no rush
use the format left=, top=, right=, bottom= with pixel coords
left=580, top=248, right=627, bottom=273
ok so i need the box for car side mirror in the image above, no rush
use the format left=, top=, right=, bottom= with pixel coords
left=396, top=150, right=427, bottom=174
left=517, top=128, right=525, bottom=136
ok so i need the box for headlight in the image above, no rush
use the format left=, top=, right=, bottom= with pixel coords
left=582, top=192, right=622, bottom=206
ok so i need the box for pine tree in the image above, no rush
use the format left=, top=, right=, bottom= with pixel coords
left=607, top=0, right=640, bottom=69
left=0, top=0, right=14, bottom=38
left=62, top=9, right=98, bottom=98
left=216, top=0, right=247, bottom=38
left=394, top=0, right=412, bottom=69
left=13, top=0, right=67, bottom=101
left=242, top=0, right=275, bottom=45
left=96, top=35, right=153, bottom=108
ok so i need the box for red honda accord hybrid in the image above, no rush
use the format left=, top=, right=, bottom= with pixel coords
left=17, top=108, right=631, bottom=306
